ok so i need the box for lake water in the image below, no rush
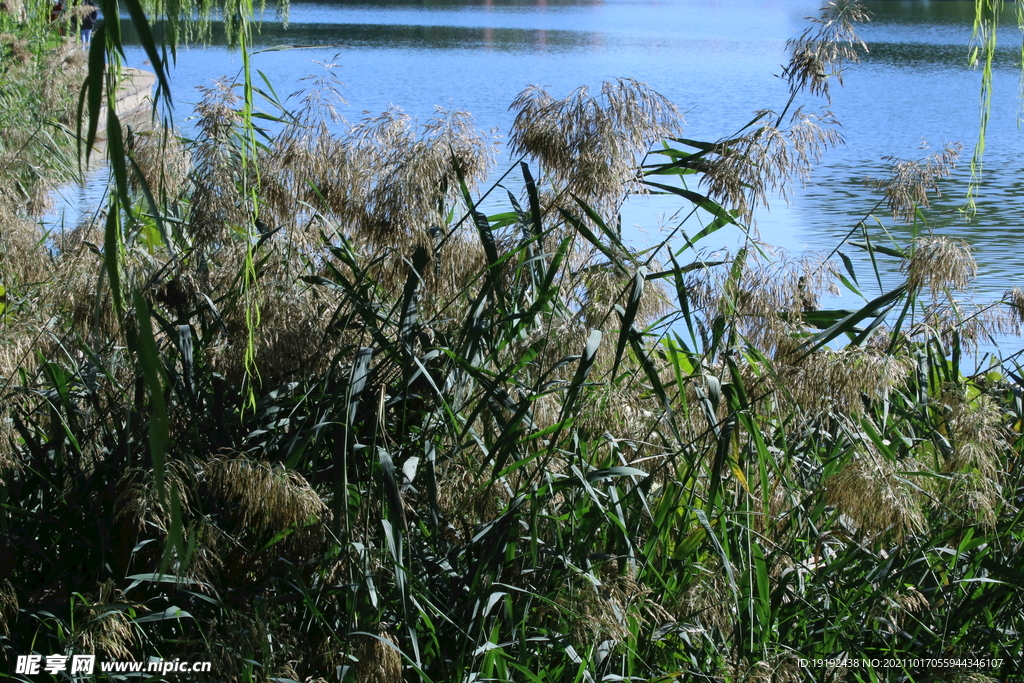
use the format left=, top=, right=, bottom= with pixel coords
left=52, top=0, right=1024, bottom=359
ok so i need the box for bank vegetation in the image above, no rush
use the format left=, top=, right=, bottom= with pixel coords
left=1, top=1, right=1023, bottom=682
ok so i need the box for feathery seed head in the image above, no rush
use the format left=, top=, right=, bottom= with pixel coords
left=0, top=32, right=31, bottom=64
left=781, top=348, right=913, bottom=417
left=915, top=299, right=1016, bottom=353
left=127, top=127, right=191, bottom=203
left=827, top=437, right=924, bottom=540
left=351, top=629, right=402, bottom=683
left=869, top=585, right=928, bottom=635
left=509, top=79, right=682, bottom=214
left=952, top=674, right=1000, bottom=683
left=864, top=144, right=961, bottom=222
left=941, top=471, right=1001, bottom=530
left=694, top=248, right=840, bottom=352
left=113, top=461, right=195, bottom=537
left=784, top=1, right=870, bottom=101
left=71, top=581, right=139, bottom=660
left=725, top=657, right=801, bottom=683
left=358, top=107, right=495, bottom=247
left=559, top=570, right=667, bottom=647
left=1005, top=286, right=1024, bottom=326
left=936, top=388, right=1005, bottom=526
left=901, top=236, right=977, bottom=298
left=0, top=580, right=16, bottom=637
left=701, top=109, right=842, bottom=223
left=188, top=79, right=248, bottom=247
left=204, top=455, right=329, bottom=543
left=0, top=0, right=25, bottom=19
left=675, top=562, right=735, bottom=635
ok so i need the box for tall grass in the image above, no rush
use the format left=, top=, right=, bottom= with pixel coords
left=2, top=2, right=1024, bottom=682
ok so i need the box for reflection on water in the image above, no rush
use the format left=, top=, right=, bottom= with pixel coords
left=156, top=20, right=604, bottom=51
left=76, top=0, right=1024, bottom=356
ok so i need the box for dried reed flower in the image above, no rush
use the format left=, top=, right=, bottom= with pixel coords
left=864, top=144, right=961, bottom=222
left=561, top=575, right=630, bottom=644
left=780, top=347, right=913, bottom=417
left=916, top=299, right=1015, bottom=354
left=784, top=1, right=870, bottom=101
left=568, top=258, right=670, bottom=332
left=0, top=0, right=26, bottom=21
left=257, top=67, right=355, bottom=234
left=933, top=387, right=1006, bottom=528
left=509, top=78, right=682, bottom=213
left=205, top=244, right=333, bottom=386
left=188, top=79, right=247, bottom=246
left=127, top=127, right=191, bottom=202
left=64, top=3, right=97, bottom=22
left=203, top=455, right=329, bottom=541
left=0, top=579, right=16, bottom=637
left=435, top=459, right=508, bottom=532
left=559, top=569, right=668, bottom=646
left=0, top=32, right=31, bottom=64
left=351, top=628, right=402, bottom=683
left=113, top=460, right=194, bottom=537
left=700, top=109, right=842, bottom=223
left=826, top=436, right=924, bottom=540
left=868, top=585, right=928, bottom=635
left=72, top=580, right=138, bottom=660
left=675, top=562, right=735, bottom=635
left=692, top=248, right=840, bottom=352
left=421, top=230, right=490, bottom=303
left=260, top=101, right=494, bottom=255
left=951, top=674, right=1000, bottom=683
left=357, top=107, right=495, bottom=247
left=1005, top=286, right=1024, bottom=326
left=942, top=472, right=1001, bottom=530
left=724, top=656, right=801, bottom=683
left=901, top=236, right=976, bottom=298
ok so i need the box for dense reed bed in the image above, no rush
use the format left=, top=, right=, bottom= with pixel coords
left=2, top=1, right=1023, bottom=682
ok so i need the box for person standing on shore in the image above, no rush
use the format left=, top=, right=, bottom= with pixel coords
left=78, top=0, right=97, bottom=46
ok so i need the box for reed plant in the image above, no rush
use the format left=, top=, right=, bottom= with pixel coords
left=2, top=1, right=1024, bottom=682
